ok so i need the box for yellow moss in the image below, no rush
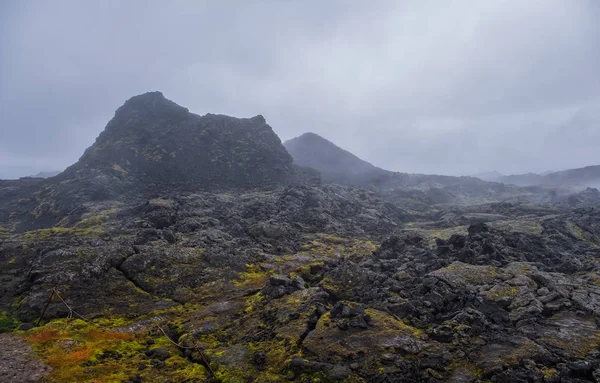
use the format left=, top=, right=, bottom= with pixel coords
left=299, top=235, right=378, bottom=259
left=248, top=340, right=291, bottom=381
left=483, top=284, right=520, bottom=301
left=111, top=163, right=128, bottom=175
left=501, top=338, right=545, bottom=367
left=586, top=272, right=600, bottom=287
left=567, top=221, right=585, bottom=240
left=541, top=367, right=557, bottom=379
left=536, top=313, right=600, bottom=359
left=437, top=262, right=500, bottom=286
left=426, top=226, right=468, bottom=244
left=173, top=362, right=208, bottom=380
left=244, top=292, right=264, bottom=314
left=234, top=264, right=271, bottom=290
left=74, top=206, right=120, bottom=229
left=315, top=233, right=347, bottom=244
left=567, top=221, right=597, bottom=246
left=23, top=226, right=104, bottom=241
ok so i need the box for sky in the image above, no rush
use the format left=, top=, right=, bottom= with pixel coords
left=1, top=0, right=599, bottom=179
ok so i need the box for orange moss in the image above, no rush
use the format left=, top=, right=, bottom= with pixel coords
left=87, top=329, right=134, bottom=342
left=27, top=327, right=69, bottom=343
left=46, top=345, right=94, bottom=366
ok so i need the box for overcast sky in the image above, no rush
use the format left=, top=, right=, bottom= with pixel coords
left=1, top=0, right=599, bottom=179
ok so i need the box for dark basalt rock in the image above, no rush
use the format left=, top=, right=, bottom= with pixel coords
left=3, top=92, right=303, bottom=231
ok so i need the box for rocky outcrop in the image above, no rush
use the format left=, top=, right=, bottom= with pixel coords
left=1, top=93, right=309, bottom=232
left=64, top=92, right=295, bottom=193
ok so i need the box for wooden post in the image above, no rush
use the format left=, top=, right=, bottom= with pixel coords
left=193, top=342, right=217, bottom=379
left=36, top=287, right=56, bottom=326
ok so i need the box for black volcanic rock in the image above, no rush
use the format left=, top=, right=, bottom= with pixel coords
left=64, top=92, right=294, bottom=194
left=4, top=92, right=301, bottom=230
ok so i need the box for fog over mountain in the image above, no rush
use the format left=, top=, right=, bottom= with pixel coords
left=2, top=1, right=600, bottom=179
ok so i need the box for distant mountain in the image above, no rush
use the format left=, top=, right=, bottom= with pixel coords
left=499, top=165, right=600, bottom=188
left=542, top=165, right=600, bottom=188
left=498, top=172, right=545, bottom=186
left=28, top=170, right=61, bottom=179
left=284, top=133, right=512, bottom=203
left=472, top=171, right=504, bottom=182
left=283, top=132, right=391, bottom=186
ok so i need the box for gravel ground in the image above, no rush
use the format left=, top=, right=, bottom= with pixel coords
left=0, top=334, right=50, bottom=383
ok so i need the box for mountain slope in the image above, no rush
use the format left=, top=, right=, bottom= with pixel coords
left=284, top=132, right=390, bottom=186
left=1, top=92, right=304, bottom=231
left=472, top=171, right=503, bottom=182
left=64, top=91, right=295, bottom=193
left=29, top=171, right=61, bottom=179
left=500, top=165, right=600, bottom=188
left=284, top=133, right=514, bottom=203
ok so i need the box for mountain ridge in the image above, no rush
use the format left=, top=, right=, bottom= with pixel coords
left=497, top=165, right=600, bottom=188
left=1, top=92, right=313, bottom=232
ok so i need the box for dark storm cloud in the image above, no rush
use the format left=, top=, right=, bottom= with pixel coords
left=1, top=0, right=599, bottom=178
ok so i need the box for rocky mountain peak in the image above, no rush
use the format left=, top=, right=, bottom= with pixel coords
left=8, top=93, right=299, bottom=229
left=112, top=91, right=188, bottom=120
left=61, top=92, right=294, bottom=194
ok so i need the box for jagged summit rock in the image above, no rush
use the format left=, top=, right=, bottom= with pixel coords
left=63, top=92, right=294, bottom=193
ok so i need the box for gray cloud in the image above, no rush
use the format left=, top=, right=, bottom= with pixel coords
left=1, top=0, right=599, bottom=178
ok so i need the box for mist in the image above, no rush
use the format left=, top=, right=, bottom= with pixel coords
left=1, top=0, right=600, bottom=179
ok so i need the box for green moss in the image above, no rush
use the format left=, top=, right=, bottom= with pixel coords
left=296, top=261, right=325, bottom=281
left=173, top=363, right=208, bottom=380
left=234, top=264, right=272, bottom=289
left=426, top=226, right=468, bottom=244
left=243, top=292, right=264, bottom=314
left=299, top=235, right=378, bottom=259
left=0, top=225, right=9, bottom=240
left=436, top=262, right=500, bottom=286
left=567, top=221, right=586, bottom=240
left=540, top=367, right=557, bottom=379
left=483, top=284, right=520, bottom=301
left=448, top=360, right=483, bottom=379
left=0, top=311, right=19, bottom=330
left=315, top=233, right=347, bottom=244
left=23, top=226, right=104, bottom=241
left=500, top=338, right=546, bottom=366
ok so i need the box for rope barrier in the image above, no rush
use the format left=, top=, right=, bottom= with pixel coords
left=156, top=326, right=195, bottom=350
left=156, top=326, right=217, bottom=379
left=36, top=287, right=56, bottom=326
left=53, top=289, right=89, bottom=323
